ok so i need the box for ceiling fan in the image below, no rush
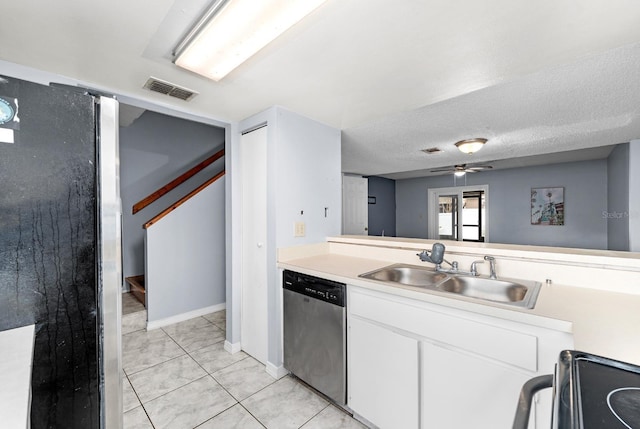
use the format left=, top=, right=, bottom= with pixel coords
left=430, top=163, right=493, bottom=175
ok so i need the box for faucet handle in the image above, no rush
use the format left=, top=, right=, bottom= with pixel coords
left=470, top=260, right=484, bottom=276
left=484, top=255, right=497, bottom=279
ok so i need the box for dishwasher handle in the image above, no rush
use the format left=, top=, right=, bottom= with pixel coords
left=513, top=374, right=553, bottom=429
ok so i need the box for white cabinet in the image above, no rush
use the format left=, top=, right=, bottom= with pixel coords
left=347, top=286, right=573, bottom=429
left=422, top=342, right=535, bottom=428
left=348, top=316, right=419, bottom=429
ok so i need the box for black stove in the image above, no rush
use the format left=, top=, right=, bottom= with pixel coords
left=554, top=350, right=640, bottom=428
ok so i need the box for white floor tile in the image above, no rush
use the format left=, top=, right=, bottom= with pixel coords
left=144, top=376, right=236, bottom=429
left=122, top=376, right=140, bottom=413
left=242, top=376, right=328, bottom=429
left=122, top=311, right=146, bottom=335
left=212, top=357, right=276, bottom=401
left=301, top=405, right=368, bottom=429
left=203, top=310, right=225, bottom=326
left=122, top=328, right=184, bottom=375
left=129, top=355, right=207, bottom=403
left=190, top=341, right=248, bottom=374
left=197, top=404, right=264, bottom=429
left=162, top=317, right=225, bottom=353
left=123, top=406, right=153, bottom=429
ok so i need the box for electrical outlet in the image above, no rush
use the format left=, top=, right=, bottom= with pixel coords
left=294, top=222, right=306, bottom=237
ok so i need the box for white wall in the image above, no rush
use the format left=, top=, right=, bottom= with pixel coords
left=145, top=177, right=226, bottom=325
left=233, top=106, right=341, bottom=374
left=275, top=108, right=342, bottom=247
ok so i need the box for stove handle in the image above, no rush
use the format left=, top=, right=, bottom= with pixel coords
left=513, top=374, right=553, bottom=429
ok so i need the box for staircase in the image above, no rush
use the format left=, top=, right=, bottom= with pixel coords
left=128, top=148, right=225, bottom=309
left=125, top=275, right=145, bottom=305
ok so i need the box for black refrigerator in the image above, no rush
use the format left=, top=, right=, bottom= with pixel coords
left=0, top=74, right=120, bottom=428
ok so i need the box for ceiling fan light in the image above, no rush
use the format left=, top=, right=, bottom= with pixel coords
left=455, top=138, right=487, bottom=154
left=454, top=171, right=466, bottom=177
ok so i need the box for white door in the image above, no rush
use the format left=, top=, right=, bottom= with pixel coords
left=342, top=175, right=368, bottom=235
left=240, top=126, right=268, bottom=364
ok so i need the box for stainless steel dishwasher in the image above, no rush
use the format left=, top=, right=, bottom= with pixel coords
left=283, top=270, right=346, bottom=405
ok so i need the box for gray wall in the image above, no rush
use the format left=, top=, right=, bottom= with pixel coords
left=120, top=110, right=225, bottom=280
left=607, top=143, right=630, bottom=251
left=368, top=176, right=396, bottom=236
left=629, top=140, right=640, bottom=251
left=146, top=177, right=226, bottom=323
left=396, top=159, right=609, bottom=249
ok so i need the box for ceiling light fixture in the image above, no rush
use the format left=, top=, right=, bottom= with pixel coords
left=174, top=0, right=328, bottom=81
left=455, top=138, right=488, bottom=154
left=454, top=171, right=466, bottom=177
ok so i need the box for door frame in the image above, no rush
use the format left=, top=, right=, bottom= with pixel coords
left=427, top=185, right=489, bottom=242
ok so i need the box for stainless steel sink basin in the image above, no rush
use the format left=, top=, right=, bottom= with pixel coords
left=358, top=264, right=448, bottom=287
left=437, top=276, right=541, bottom=309
left=358, top=264, right=541, bottom=309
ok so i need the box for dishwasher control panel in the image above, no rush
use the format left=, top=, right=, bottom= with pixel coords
left=283, top=270, right=345, bottom=307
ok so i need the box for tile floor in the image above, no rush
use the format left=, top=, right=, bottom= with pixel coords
left=121, top=293, right=367, bottom=429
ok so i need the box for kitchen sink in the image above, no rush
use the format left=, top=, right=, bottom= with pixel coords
left=437, top=276, right=540, bottom=308
left=358, top=264, right=448, bottom=287
left=358, top=264, right=541, bottom=309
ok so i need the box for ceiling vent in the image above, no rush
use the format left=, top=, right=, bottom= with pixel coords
left=143, top=77, right=198, bottom=101
left=421, top=147, right=442, bottom=154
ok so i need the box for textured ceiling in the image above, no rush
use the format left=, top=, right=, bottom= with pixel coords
left=344, top=43, right=640, bottom=178
left=1, top=0, right=640, bottom=176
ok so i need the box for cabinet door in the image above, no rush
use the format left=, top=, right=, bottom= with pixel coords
left=421, top=341, right=535, bottom=429
left=240, top=126, right=268, bottom=363
left=348, top=316, right=419, bottom=429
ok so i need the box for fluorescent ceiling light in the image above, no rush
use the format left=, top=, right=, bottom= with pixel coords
left=455, top=138, right=487, bottom=154
left=175, top=0, right=328, bottom=81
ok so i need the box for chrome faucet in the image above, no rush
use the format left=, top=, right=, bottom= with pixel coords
left=484, top=255, right=497, bottom=279
left=470, top=260, right=485, bottom=276
left=418, top=243, right=482, bottom=276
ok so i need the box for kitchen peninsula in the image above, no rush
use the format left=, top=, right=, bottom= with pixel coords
left=278, top=235, right=640, bottom=428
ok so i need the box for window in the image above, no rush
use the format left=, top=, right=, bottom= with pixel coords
left=428, top=185, right=488, bottom=242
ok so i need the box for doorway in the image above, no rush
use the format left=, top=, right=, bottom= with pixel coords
left=428, top=185, right=489, bottom=242
left=342, top=175, right=369, bottom=235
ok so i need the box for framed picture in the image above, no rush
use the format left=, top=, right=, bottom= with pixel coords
left=531, top=187, right=564, bottom=225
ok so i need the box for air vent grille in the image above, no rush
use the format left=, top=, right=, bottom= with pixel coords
left=421, top=147, right=442, bottom=154
left=143, top=77, right=198, bottom=101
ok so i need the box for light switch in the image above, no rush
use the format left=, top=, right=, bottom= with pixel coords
left=294, top=222, right=306, bottom=237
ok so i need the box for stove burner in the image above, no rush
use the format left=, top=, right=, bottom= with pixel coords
left=607, top=388, right=640, bottom=429
left=576, top=359, right=640, bottom=429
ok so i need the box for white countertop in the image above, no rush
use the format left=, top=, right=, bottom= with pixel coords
left=279, top=250, right=640, bottom=366
left=0, top=324, right=35, bottom=429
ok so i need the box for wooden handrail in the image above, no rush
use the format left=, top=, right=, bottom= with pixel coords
left=132, top=148, right=225, bottom=214
left=143, top=171, right=225, bottom=229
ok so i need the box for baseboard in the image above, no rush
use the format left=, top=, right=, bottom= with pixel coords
left=146, top=303, right=225, bottom=330
left=266, top=362, right=289, bottom=379
left=224, top=340, right=242, bottom=354
left=352, top=412, right=377, bottom=429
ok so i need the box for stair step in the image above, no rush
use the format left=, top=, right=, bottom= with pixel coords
left=125, top=275, right=146, bottom=307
